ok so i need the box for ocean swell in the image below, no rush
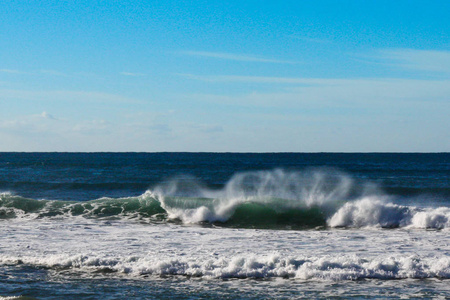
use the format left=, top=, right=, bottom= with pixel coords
left=1, top=169, right=449, bottom=230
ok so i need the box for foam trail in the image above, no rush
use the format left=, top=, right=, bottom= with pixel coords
left=1, top=253, right=448, bottom=280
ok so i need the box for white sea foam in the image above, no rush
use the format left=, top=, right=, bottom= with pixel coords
left=1, top=251, right=448, bottom=280
left=409, top=207, right=450, bottom=229
left=0, top=213, right=449, bottom=281
left=328, top=197, right=450, bottom=229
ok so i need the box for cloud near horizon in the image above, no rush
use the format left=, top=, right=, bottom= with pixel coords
left=378, top=49, right=450, bottom=74
left=184, top=77, right=450, bottom=107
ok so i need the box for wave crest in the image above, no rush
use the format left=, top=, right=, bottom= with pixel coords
left=329, top=198, right=450, bottom=229
left=153, top=169, right=364, bottom=224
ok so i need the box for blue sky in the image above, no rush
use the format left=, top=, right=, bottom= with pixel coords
left=0, top=0, right=449, bottom=152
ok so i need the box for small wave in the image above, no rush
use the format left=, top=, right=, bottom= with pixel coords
left=0, top=192, right=165, bottom=220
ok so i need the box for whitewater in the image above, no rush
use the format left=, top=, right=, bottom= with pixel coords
left=0, top=153, right=448, bottom=299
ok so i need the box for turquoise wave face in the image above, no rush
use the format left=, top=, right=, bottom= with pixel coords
left=224, top=202, right=326, bottom=229
left=0, top=193, right=165, bottom=220
left=0, top=193, right=327, bottom=229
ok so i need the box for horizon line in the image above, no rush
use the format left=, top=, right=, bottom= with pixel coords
left=0, top=151, right=448, bottom=154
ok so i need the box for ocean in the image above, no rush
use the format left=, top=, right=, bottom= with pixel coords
left=0, top=153, right=448, bottom=299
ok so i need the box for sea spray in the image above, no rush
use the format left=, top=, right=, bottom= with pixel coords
left=153, top=168, right=368, bottom=224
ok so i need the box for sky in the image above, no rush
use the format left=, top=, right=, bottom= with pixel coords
left=0, top=0, right=449, bottom=152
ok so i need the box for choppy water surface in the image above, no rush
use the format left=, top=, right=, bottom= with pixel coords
left=0, top=153, right=448, bottom=299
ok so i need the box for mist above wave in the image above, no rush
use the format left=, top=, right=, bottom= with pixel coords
left=153, top=168, right=367, bottom=223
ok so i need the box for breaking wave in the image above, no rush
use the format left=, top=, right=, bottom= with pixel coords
left=1, top=169, right=449, bottom=229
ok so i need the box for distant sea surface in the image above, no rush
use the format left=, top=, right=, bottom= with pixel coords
left=0, top=153, right=449, bottom=299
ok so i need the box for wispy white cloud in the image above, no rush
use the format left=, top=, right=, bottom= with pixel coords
left=0, top=69, right=69, bottom=76
left=368, top=49, right=450, bottom=74
left=120, top=72, right=146, bottom=77
left=72, top=119, right=112, bottom=135
left=0, top=69, right=30, bottom=74
left=289, top=35, right=332, bottom=44
left=179, top=73, right=321, bottom=84
left=180, top=74, right=450, bottom=101
left=0, top=89, right=142, bottom=104
left=181, top=51, right=297, bottom=64
left=0, top=113, right=62, bottom=136
left=0, top=114, right=117, bottom=151
left=40, top=70, right=69, bottom=77
left=186, top=77, right=450, bottom=110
